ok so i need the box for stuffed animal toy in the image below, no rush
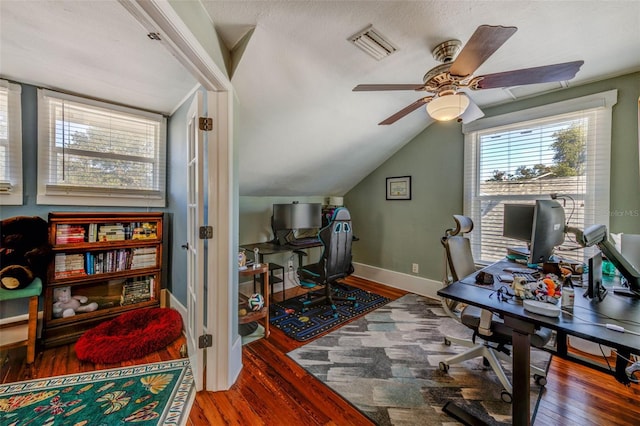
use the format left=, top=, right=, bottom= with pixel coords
left=0, top=216, right=52, bottom=290
left=52, top=286, right=98, bottom=318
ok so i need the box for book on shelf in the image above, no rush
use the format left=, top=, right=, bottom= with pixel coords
left=132, top=222, right=158, bottom=240
left=87, top=223, right=98, bottom=243
left=98, top=232, right=126, bottom=242
left=54, top=253, right=86, bottom=278
left=130, top=247, right=157, bottom=269
left=120, top=278, right=154, bottom=306
left=55, top=224, right=86, bottom=244
left=77, top=247, right=158, bottom=275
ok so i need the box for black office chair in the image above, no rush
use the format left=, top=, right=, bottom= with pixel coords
left=439, top=215, right=550, bottom=403
left=297, top=207, right=357, bottom=317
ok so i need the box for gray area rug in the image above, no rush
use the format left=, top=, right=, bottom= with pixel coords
left=288, top=293, right=551, bottom=425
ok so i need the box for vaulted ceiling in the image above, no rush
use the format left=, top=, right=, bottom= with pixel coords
left=2, top=1, right=639, bottom=197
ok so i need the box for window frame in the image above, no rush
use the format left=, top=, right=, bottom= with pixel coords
left=36, top=89, right=167, bottom=207
left=462, top=90, right=618, bottom=264
left=0, top=79, right=23, bottom=205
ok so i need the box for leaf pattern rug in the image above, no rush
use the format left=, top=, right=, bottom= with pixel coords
left=288, top=293, right=551, bottom=425
left=0, top=359, right=193, bottom=426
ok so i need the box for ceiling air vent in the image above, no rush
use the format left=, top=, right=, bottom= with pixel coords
left=349, top=25, right=397, bottom=60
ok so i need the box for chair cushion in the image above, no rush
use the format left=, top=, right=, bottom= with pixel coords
left=461, top=305, right=552, bottom=348
left=0, top=278, right=42, bottom=301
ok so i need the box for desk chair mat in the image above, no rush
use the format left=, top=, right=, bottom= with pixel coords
left=269, top=283, right=391, bottom=341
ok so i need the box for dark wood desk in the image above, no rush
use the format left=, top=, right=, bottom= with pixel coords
left=240, top=240, right=322, bottom=267
left=438, top=259, right=640, bottom=426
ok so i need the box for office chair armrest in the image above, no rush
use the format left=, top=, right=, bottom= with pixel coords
left=293, top=250, right=308, bottom=257
left=478, top=309, right=494, bottom=337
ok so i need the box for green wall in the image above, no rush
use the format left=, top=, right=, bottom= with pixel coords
left=346, top=122, right=464, bottom=281
left=346, top=72, right=640, bottom=282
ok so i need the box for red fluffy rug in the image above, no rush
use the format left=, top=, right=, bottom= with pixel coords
left=75, top=307, right=183, bottom=364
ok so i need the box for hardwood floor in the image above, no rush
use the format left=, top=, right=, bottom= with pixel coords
left=2, top=275, right=639, bottom=425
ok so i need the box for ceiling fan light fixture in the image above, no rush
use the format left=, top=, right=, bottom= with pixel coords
left=426, top=93, right=470, bottom=121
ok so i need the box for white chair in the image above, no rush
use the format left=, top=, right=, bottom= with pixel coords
left=439, top=215, right=550, bottom=402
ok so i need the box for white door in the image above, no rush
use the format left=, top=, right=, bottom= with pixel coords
left=186, top=91, right=205, bottom=391
left=120, top=0, right=239, bottom=393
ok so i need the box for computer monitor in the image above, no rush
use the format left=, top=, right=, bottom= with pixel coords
left=272, top=203, right=322, bottom=244
left=528, top=200, right=566, bottom=264
left=503, top=204, right=535, bottom=242
left=588, top=227, right=640, bottom=297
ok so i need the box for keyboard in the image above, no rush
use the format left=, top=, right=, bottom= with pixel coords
left=513, top=272, right=540, bottom=283
left=289, top=237, right=320, bottom=246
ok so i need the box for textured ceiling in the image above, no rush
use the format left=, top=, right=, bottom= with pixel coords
left=205, top=0, right=640, bottom=196
left=0, top=0, right=196, bottom=115
left=1, top=1, right=639, bottom=197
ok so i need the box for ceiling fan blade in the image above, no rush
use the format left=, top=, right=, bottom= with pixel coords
left=379, top=97, right=431, bottom=125
left=457, top=95, right=484, bottom=124
left=353, top=84, right=425, bottom=91
left=475, top=60, right=585, bottom=89
left=449, top=25, right=517, bottom=77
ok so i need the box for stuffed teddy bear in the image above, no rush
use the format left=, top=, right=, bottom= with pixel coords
left=0, top=216, right=52, bottom=290
left=52, top=286, right=98, bottom=318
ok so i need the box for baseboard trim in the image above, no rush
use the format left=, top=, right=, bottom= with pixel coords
left=352, top=262, right=442, bottom=300
left=168, top=291, right=187, bottom=331
left=1, top=311, right=45, bottom=338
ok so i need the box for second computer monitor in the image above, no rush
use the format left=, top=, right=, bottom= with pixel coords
left=528, top=200, right=566, bottom=264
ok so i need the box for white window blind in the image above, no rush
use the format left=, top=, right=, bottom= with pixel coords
left=463, top=90, right=617, bottom=264
left=37, top=89, right=166, bottom=207
left=0, top=79, right=23, bottom=205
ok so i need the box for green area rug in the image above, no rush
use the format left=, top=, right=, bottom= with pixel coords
left=0, top=359, right=193, bottom=425
left=288, top=293, right=551, bottom=426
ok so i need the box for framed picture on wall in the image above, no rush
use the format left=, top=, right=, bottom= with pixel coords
left=386, top=176, right=411, bottom=200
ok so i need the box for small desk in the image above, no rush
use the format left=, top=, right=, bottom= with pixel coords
left=241, top=240, right=323, bottom=296
left=239, top=264, right=270, bottom=338
left=241, top=240, right=322, bottom=266
left=438, top=259, right=640, bottom=426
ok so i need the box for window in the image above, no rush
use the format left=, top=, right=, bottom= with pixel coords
left=463, top=90, right=617, bottom=264
left=0, top=79, right=23, bottom=205
left=37, top=89, right=166, bottom=206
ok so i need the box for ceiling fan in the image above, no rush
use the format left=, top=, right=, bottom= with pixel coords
left=353, top=25, right=584, bottom=125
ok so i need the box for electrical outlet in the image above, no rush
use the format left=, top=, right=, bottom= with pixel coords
left=412, top=263, right=419, bottom=273
left=288, top=260, right=294, bottom=270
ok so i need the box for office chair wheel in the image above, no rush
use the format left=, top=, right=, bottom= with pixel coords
left=443, top=338, right=451, bottom=346
left=500, top=390, right=512, bottom=403
left=439, top=361, right=449, bottom=372
left=534, top=374, right=547, bottom=387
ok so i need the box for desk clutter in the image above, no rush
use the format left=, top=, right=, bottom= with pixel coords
left=482, top=262, right=576, bottom=311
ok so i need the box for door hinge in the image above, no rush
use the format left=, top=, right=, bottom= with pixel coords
left=198, top=334, right=213, bottom=349
left=199, top=226, right=213, bottom=239
left=199, top=117, right=213, bottom=131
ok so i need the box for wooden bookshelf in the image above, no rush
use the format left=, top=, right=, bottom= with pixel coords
left=42, top=212, right=164, bottom=347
